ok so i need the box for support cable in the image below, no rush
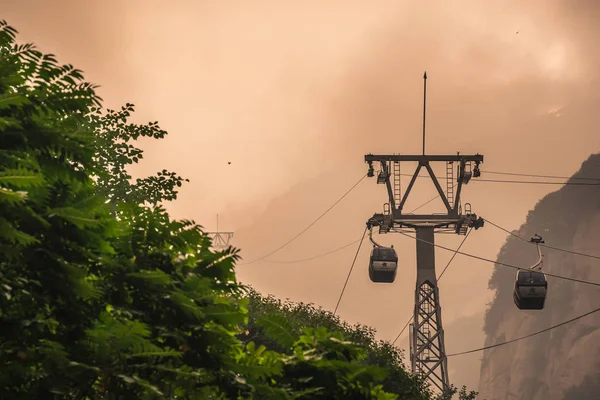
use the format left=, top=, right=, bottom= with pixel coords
left=398, top=173, right=600, bottom=186
left=446, top=305, right=600, bottom=357
left=264, top=233, right=368, bottom=264
left=475, top=178, right=600, bottom=186
left=263, top=186, right=446, bottom=264
left=240, top=174, right=367, bottom=265
left=483, top=218, right=600, bottom=261
left=391, top=229, right=472, bottom=345
left=480, top=170, right=600, bottom=182
left=395, top=231, right=600, bottom=287
left=252, top=167, right=596, bottom=265
left=333, top=225, right=368, bottom=315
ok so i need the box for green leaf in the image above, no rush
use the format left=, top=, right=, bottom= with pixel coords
left=127, top=269, right=175, bottom=287
left=0, top=92, right=30, bottom=109
left=0, top=169, right=43, bottom=187
left=0, top=187, right=28, bottom=203
left=256, top=314, right=298, bottom=350
left=0, top=217, right=39, bottom=245
left=127, top=350, right=182, bottom=359
left=48, top=206, right=100, bottom=228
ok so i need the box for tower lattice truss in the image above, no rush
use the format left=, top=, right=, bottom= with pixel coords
left=411, top=281, right=449, bottom=393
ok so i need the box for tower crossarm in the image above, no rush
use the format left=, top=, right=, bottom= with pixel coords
left=365, top=154, right=483, bottom=163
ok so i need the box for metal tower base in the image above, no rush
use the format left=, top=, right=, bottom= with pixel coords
left=410, top=226, right=449, bottom=394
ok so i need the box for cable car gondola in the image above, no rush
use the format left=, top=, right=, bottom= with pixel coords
left=514, top=270, right=547, bottom=310
left=369, top=246, right=398, bottom=283
left=367, top=227, right=398, bottom=283
left=514, top=235, right=547, bottom=310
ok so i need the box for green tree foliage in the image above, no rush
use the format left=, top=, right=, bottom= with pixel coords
left=0, top=20, right=405, bottom=399
left=242, top=288, right=430, bottom=399
left=242, top=289, right=479, bottom=400
left=0, top=18, right=113, bottom=397
left=88, top=101, right=188, bottom=207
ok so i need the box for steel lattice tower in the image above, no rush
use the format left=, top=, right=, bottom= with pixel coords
left=411, top=226, right=448, bottom=392
left=364, top=72, right=485, bottom=395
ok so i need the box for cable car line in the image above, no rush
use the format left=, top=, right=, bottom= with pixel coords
left=261, top=186, right=445, bottom=265
left=391, top=318, right=412, bottom=347
left=391, top=229, right=472, bottom=346
left=395, top=231, right=600, bottom=287
left=240, top=173, right=367, bottom=265
left=264, top=233, right=368, bottom=264
left=438, top=230, right=473, bottom=280
left=333, top=226, right=368, bottom=315
left=483, top=218, right=600, bottom=261
left=475, top=178, right=600, bottom=186
left=392, top=230, right=597, bottom=352
left=239, top=166, right=595, bottom=267
left=480, top=170, right=600, bottom=182
left=446, top=305, right=600, bottom=357
left=234, top=164, right=599, bottom=360
left=397, top=172, right=600, bottom=185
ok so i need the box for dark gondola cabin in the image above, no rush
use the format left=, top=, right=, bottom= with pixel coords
left=513, top=270, right=547, bottom=310
left=369, top=246, right=398, bottom=283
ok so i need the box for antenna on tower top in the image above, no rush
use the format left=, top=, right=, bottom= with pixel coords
left=422, top=71, right=428, bottom=155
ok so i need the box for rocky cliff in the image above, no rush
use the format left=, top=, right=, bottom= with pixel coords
left=478, top=154, right=600, bottom=400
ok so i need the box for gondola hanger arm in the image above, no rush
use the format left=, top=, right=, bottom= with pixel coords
left=529, top=235, right=544, bottom=271
left=369, top=226, right=383, bottom=248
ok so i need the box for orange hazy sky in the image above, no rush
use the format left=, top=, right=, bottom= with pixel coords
left=2, top=0, right=599, bottom=390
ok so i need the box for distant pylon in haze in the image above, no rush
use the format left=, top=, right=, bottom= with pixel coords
left=205, top=214, right=234, bottom=249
